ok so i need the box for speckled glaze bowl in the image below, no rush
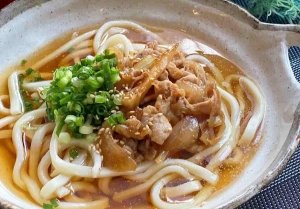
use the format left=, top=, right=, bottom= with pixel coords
left=0, top=0, right=300, bottom=208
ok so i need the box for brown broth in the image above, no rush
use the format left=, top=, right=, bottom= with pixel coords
left=0, top=26, right=260, bottom=208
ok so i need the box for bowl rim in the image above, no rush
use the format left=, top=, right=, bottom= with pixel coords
left=0, top=0, right=299, bottom=209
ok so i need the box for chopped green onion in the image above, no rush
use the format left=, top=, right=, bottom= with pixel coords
left=115, top=112, right=126, bottom=124
left=69, top=149, right=78, bottom=159
left=113, top=94, right=122, bottom=105
left=79, top=125, right=94, bottom=135
left=107, top=116, right=117, bottom=126
left=77, top=66, right=92, bottom=80
left=43, top=203, right=53, bottom=209
left=111, top=73, right=121, bottom=84
left=107, top=113, right=126, bottom=126
left=96, top=77, right=104, bottom=85
left=76, top=115, right=84, bottom=126
left=58, top=132, right=71, bottom=144
left=72, top=132, right=85, bottom=139
left=95, top=95, right=106, bottom=104
left=18, top=69, right=44, bottom=112
left=68, top=47, right=75, bottom=53
left=45, top=51, right=123, bottom=138
left=26, top=68, right=34, bottom=75
left=65, top=115, right=77, bottom=123
left=71, top=77, right=83, bottom=87
left=50, top=199, right=59, bottom=208
left=86, top=133, right=97, bottom=143
left=21, top=59, right=27, bottom=66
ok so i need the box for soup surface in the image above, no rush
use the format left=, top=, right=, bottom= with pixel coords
left=0, top=21, right=265, bottom=209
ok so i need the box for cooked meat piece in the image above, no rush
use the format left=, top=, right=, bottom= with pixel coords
left=158, top=69, right=169, bottom=81
left=140, top=105, right=159, bottom=126
left=176, top=77, right=205, bottom=104
left=117, top=67, right=146, bottom=89
left=135, top=48, right=161, bottom=59
left=150, top=113, right=172, bottom=145
left=153, top=80, right=185, bottom=103
left=146, top=40, right=159, bottom=50
left=155, top=95, right=179, bottom=126
left=184, top=82, right=221, bottom=116
left=115, top=118, right=149, bottom=140
left=124, top=138, right=138, bottom=152
left=122, top=45, right=178, bottom=109
left=140, top=105, right=172, bottom=145
left=120, top=57, right=132, bottom=68
left=183, top=60, right=206, bottom=86
left=172, top=50, right=186, bottom=67
left=138, top=139, right=157, bottom=161
left=144, top=146, right=157, bottom=161
left=167, top=62, right=190, bottom=80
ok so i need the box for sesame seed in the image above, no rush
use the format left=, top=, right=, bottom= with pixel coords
left=99, top=140, right=102, bottom=145
left=115, top=106, right=119, bottom=110
left=120, top=141, right=125, bottom=145
left=135, top=132, right=140, bottom=135
left=105, top=128, right=110, bottom=133
left=129, top=111, right=135, bottom=114
left=90, top=94, right=95, bottom=98
left=111, top=110, right=117, bottom=113
left=168, top=127, right=172, bottom=131
left=158, top=95, right=162, bottom=100
left=70, top=157, right=73, bottom=161
left=104, top=117, right=108, bottom=121
left=150, top=78, right=154, bottom=81
left=124, top=96, right=129, bottom=99
left=146, top=125, right=150, bottom=129
left=149, top=117, right=154, bottom=122
left=158, top=113, right=163, bottom=116
left=143, top=113, right=149, bottom=116
left=148, top=122, right=153, bottom=126
left=112, top=126, right=115, bottom=131
left=100, top=128, right=105, bottom=132
left=109, top=90, right=113, bottom=93
left=96, top=151, right=100, bottom=154
left=96, top=144, right=99, bottom=149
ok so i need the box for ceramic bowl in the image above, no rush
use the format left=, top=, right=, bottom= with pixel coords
left=0, top=0, right=300, bottom=208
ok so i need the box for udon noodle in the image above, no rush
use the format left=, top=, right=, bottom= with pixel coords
left=0, top=20, right=266, bottom=209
